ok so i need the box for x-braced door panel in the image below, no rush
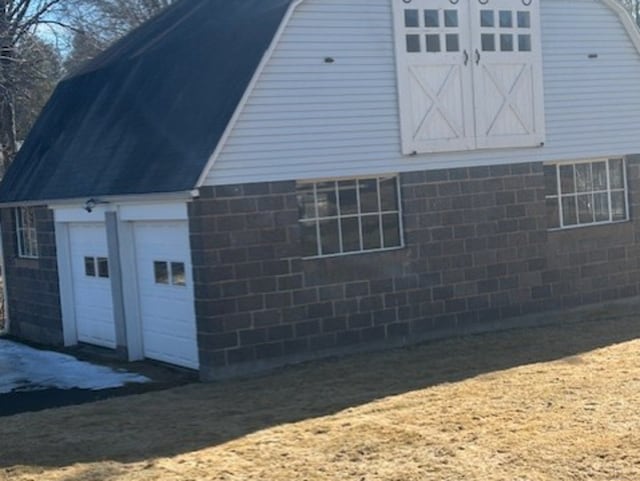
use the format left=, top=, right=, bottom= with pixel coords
left=470, top=0, right=545, bottom=149
left=393, top=0, right=475, bottom=154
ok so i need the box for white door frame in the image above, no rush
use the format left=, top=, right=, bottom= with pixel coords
left=55, top=206, right=112, bottom=346
left=54, top=202, right=193, bottom=363
left=120, top=202, right=192, bottom=363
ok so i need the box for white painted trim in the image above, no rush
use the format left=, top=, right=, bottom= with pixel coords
left=600, top=0, right=640, bottom=53
left=0, top=223, right=10, bottom=336
left=545, top=157, right=629, bottom=230
left=105, top=212, right=128, bottom=351
left=299, top=175, right=404, bottom=258
left=55, top=202, right=188, bottom=223
left=0, top=190, right=199, bottom=209
left=117, top=220, right=144, bottom=361
left=54, top=222, right=78, bottom=346
left=54, top=206, right=111, bottom=224
left=119, top=202, right=188, bottom=222
left=196, top=0, right=306, bottom=187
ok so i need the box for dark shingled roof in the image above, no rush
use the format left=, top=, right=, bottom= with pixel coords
left=0, top=0, right=294, bottom=203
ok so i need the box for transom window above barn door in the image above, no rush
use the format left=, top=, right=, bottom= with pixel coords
left=392, top=0, right=545, bottom=155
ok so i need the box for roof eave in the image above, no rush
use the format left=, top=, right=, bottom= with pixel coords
left=0, top=189, right=200, bottom=209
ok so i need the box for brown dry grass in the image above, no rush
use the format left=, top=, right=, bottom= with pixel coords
left=3, top=314, right=640, bottom=481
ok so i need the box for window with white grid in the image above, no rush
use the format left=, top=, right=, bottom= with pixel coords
left=15, top=207, right=39, bottom=259
left=544, top=159, right=629, bottom=230
left=297, top=176, right=404, bottom=258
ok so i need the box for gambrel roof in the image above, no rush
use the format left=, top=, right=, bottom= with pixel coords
left=0, top=0, right=638, bottom=204
left=0, top=0, right=293, bottom=203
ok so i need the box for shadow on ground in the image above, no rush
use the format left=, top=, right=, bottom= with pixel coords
left=2, top=313, right=639, bottom=470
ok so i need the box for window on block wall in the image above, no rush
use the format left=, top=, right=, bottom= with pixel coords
left=544, top=159, right=629, bottom=229
left=15, top=207, right=39, bottom=259
left=296, top=176, right=404, bottom=258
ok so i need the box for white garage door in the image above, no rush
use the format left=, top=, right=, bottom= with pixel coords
left=133, top=221, right=199, bottom=369
left=69, top=223, right=116, bottom=348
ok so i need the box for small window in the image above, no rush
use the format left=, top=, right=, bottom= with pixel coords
left=446, top=34, right=460, bottom=52
left=171, top=262, right=186, bottom=286
left=154, top=260, right=187, bottom=287
left=97, top=257, right=109, bottom=278
left=500, top=34, right=514, bottom=52
left=154, top=261, right=169, bottom=284
left=518, top=11, right=531, bottom=28
left=406, top=34, right=421, bottom=53
left=85, top=257, right=96, bottom=277
left=425, top=34, right=441, bottom=53
left=84, top=256, right=109, bottom=278
left=15, top=207, right=39, bottom=259
left=499, top=10, right=513, bottom=28
left=404, top=9, right=419, bottom=28
left=518, top=34, right=532, bottom=52
left=481, top=34, right=495, bottom=52
left=424, top=9, right=439, bottom=28
left=297, top=176, right=403, bottom=258
left=444, top=10, right=458, bottom=28
left=545, top=159, right=629, bottom=229
left=480, top=10, right=494, bottom=28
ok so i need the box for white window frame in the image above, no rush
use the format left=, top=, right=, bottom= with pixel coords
left=297, top=176, right=405, bottom=259
left=545, top=158, right=629, bottom=231
left=15, top=207, right=39, bottom=259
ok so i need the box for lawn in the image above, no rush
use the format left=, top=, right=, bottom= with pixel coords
left=2, top=314, right=640, bottom=481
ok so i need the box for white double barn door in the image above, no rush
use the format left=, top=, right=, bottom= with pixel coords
left=67, top=219, right=198, bottom=369
left=393, top=0, right=545, bottom=154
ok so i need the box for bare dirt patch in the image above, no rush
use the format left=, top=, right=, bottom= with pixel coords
left=2, top=315, right=640, bottom=481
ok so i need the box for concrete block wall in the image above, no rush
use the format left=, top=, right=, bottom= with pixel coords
left=189, top=159, right=640, bottom=379
left=1, top=206, right=63, bottom=344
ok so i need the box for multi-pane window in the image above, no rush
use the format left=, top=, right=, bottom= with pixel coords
left=84, top=257, right=110, bottom=278
left=154, top=261, right=187, bottom=286
left=297, top=176, right=403, bottom=258
left=479, top=9, right=532, bottom=52
left=403, top=8, right=461, bottom=53
left=544, top=159, right=628, bottom=229
left=15, top=207, right=39, bottom=259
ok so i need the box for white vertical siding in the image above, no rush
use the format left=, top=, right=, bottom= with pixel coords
left=205, top=0, right=640, bottom=186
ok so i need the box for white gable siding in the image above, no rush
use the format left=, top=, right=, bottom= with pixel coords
left=204, top=0, right=640, bottom=186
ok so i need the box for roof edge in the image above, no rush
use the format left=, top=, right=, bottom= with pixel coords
left=195, top=0, right=305, bottom=188
left=0, top=190, right=199, bottom=209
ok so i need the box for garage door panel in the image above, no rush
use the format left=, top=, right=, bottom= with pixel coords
left=144, top=334, right=198, bottom=369
left=133, top=221, right=199, bottom=369
left=69, top=223, right=116, bottom=349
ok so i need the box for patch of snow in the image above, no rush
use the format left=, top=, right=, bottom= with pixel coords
left=0, top=340, right=149, bottom=394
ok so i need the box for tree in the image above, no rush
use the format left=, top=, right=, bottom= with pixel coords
left=14, top=35, right=61, bottom=140
left=0, top=0, right=69, bottom=173
left=63, top=0, right=175, bottom=73
left=619, top=0, right=640, bottom=27
left=62, top=27, right=101, bottom=74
